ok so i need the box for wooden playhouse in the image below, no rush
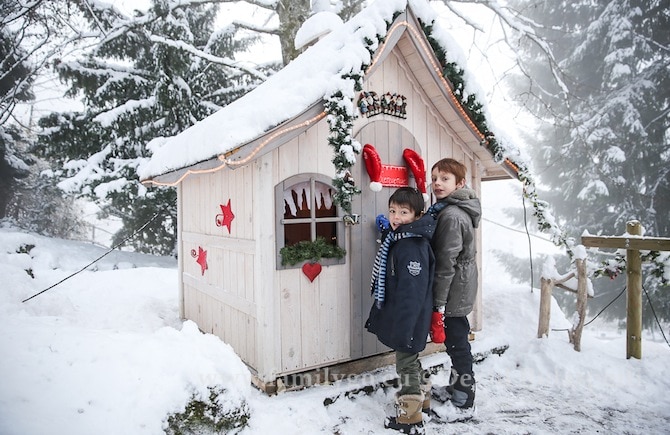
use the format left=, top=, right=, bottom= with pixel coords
left=139, top=0, right=517, bottom=392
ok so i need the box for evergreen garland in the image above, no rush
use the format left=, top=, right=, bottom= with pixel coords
left=325, top=88, right=362, bottom=214
left=322, top=12, right=667, bottom=284
left=280, top=237, right=346, bottom=266
left=421, top=20, right=667, bottom=284
left=324, top=28, right=380, bottom=213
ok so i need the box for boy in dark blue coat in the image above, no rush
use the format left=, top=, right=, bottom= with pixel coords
left=365, top=187, right=435, bottom=433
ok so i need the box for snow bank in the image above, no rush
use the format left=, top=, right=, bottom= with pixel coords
left=1, top=224, right=669, bottom=434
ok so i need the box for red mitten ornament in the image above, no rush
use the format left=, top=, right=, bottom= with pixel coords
left=430, top=311, right=446, bottom=344
left=362, top=144, right=383, bottom=192
left=402, top=148, right=428, bottom=200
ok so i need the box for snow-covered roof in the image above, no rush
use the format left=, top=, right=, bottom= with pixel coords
left=294, top=11, right=343, bottom=51
left=137, top=0, right=482, bottom=182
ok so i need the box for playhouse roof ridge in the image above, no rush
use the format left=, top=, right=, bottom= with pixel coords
left=137, top=0, right=473, bottom=183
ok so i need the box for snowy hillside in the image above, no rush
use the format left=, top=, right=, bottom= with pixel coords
left=1, top=188, right=669, bottom=434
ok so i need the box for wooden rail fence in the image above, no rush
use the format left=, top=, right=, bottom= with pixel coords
left=581, top=220, right=670, bottom=359
left=537, top=258, right=591, bottom=351
left=539, top=220, right=670, bottom=359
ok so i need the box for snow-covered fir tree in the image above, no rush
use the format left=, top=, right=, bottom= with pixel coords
left=35, top=0, right=275, bottom=255
left=507, top=0, right=670, bottom=323
left=1, top=11, right=34, bottom=220
left=0, top=125, right=31, bottom=220
left=1, top=3, right=85, bottom=237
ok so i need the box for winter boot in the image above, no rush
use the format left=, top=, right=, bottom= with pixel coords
left=430, top=369, right=456, bottom=404
left=430, top=373, right=476, bottom=423
left=384, top=393, right=425, bottom=434
left=451, top=372, right=476, bottom=409
left=420, top=381, right=431, bottom=413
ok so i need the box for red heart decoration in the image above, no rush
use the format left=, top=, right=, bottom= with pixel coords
left=302, top=262, right=322, bottom=282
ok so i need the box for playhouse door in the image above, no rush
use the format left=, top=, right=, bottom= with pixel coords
left=350, top=120, right=424, bottom=359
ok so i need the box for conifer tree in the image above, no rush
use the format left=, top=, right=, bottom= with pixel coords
left=0, top=18, right=33, bottom=219
left=1, top=0, right=89, bottom=237
left=36, top=0, right=272, bottom=255
left=507, top=0, right=670, bottom=322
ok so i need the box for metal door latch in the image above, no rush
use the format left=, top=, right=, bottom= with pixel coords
left=343, top=214, right=360, bottom=226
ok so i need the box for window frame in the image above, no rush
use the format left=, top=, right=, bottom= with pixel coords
left=275, top=173, right=346, bottom=270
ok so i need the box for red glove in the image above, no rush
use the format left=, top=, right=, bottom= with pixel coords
left=430, top=311, right=446, bottom=344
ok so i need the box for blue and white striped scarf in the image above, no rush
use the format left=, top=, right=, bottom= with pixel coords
left=427, top=201, right=447, bottom=218
left=370, top=230, right=421, bottom=308
left=370, top=202, right=446, bottom=309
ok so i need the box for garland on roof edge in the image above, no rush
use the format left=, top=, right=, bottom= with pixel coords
left=325, top=87, right=362, bottom=215
left=322, top=15, right=666, bottom=284
left=422, top=21, right=575, bottom=257
left=324, top=33, right=381, bottom=214
left=422, top=22, right=668, bottom=284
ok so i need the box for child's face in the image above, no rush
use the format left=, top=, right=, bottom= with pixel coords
left=431, top=168, right=464, bottom=200
left=388, top=201, right=418, bottom=230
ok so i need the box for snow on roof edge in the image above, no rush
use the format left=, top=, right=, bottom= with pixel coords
left=137, top=0, right=413, bottom=181
left=137, top=0, right=503, bottom=182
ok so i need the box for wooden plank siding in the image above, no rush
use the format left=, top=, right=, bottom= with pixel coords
left=177, top=183, right=185, bottom=319
left=351, top=40, right=484, bottom=339
left=179, top=161, right=259, bottom=370
left=274, top=120, right=352, bottom=375
left=470, top=160, right=483, bottom=331
left=175, top=6, right=497, bottom=384
left=254, top=152, right=280, bottom=383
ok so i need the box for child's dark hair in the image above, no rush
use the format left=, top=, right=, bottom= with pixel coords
left=389, top=187, right=424, bottom=215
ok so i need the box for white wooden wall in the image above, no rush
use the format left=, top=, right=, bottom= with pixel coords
left=353, top=44, right=484, bottom=331
left=180, top=164, right=258, bottom=369
left=273, top=119, right=352, bottom=374
left=180, top=32, right=488, bottom=382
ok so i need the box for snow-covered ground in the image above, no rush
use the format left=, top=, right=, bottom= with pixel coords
left=1, top=181, right=669, bottom=434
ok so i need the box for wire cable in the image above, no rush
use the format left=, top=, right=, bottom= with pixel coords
left=521, top=188, right=534, bottom=292
left=22, top=200, right=175, bottom=303
left=482, top=216, right=554, bottom=243
left=550, top=284, right=670, bottom=352
left=552, top=286, right=626, bottom=332
left=642, top=285, right=670, bottom=348
left=583, top=286, right=626, bottom=327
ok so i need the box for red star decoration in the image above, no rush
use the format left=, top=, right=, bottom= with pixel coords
left=217, top=199, right=235, bottom=233
left=195, top=246, right=208, bottom=276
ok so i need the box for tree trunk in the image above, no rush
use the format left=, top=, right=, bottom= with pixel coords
left=275, top=0, right=311, bottom=64
left=537, top=277, right=553, bottom=338
left=569, top=259, right=588, bottom=351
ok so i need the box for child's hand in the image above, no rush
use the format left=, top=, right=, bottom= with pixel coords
left=430, top=311, right=446, bottom=344
left=375, top=214, right=390, bottom=232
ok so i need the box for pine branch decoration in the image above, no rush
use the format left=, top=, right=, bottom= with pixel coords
left=280, top=237, right=346, bottom=266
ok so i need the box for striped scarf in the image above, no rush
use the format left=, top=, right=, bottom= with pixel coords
left=427, top=201, right=447, bottom=218
left=370, top=230, right=422, bottom=308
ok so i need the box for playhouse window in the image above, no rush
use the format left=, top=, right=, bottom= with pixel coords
left=276, top=174, right=345, bottom=269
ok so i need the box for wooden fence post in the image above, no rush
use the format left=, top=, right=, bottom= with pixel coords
left=626, top=221, right=643, bottom=359
left=537, top=271, right=581, bottom=340
left=569, top=259, right=588, bottom=351
left=538, top=277, right=553, bottom=338
left=581, top=224, right=670, bottom=359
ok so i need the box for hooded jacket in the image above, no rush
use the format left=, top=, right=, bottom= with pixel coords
left=431, top=187, right=481, bottom=317
left=365, top=213, right=436, bottom=353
